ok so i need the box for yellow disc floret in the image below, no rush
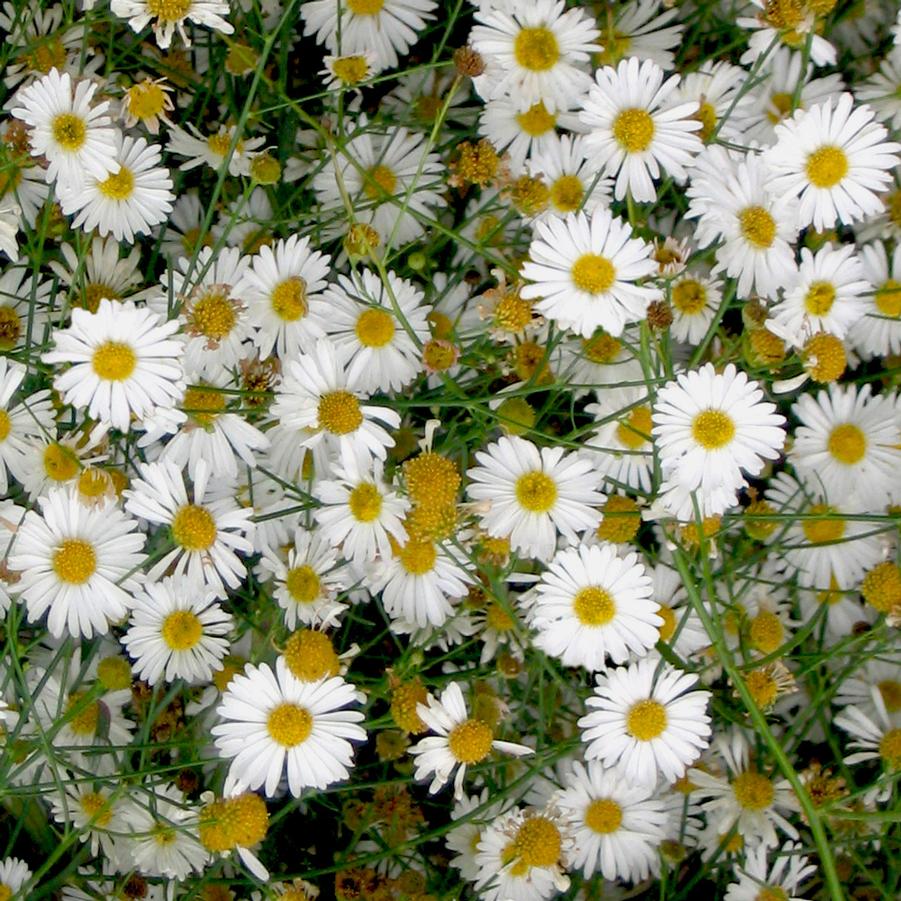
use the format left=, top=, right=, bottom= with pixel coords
left=92, top=341, right=137, bottom=381
left=584, top=798, right=623, bottom=834
left=161, top=610, right=203, bottom=651
left=53, top=538, right=97, bottom=585
left=283, top=629, right=341, bottom=682
left=732, top=771, right=774, bottom=811
left=572, top=586, right=616, bottom=626
left=171, top=504, right=217, bottom=551
left=514, top=470, right=557, bottom=513
left=806, top=145, right=849, bottom=188
left=447, top=718, right=494, bottom=764
left=266, top=702, right=313, bottom=747
left=513, top=27, right=560, bottom=71
left=691, top=409, right=736, bottom=450
left=571, top=253, right=616, bottom=294
left=626, top=699, right=667, bottom=741
left=318, top=390, right=363, bottom=435
left=613, top=108, right=655, bottom=153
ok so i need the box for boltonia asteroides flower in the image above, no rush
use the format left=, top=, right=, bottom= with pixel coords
left=110, top=0, right=234, bottom=50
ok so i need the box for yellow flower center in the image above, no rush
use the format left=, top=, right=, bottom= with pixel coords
left=43, top=442, right=79, bottom=482
left=391, top=678, right=428, bottom=734
left=493, top=292, right=533, bottom=333
left=756, top=887, right=790, bottom=901
left=613, top=108, right=655, bottom=153
left=596, top=494, right=641, bottom=543
left=398, top=538, right=437, bottom=575
left=161, top=610, right=203, bottom=651
left=506, top=816, right=561, bottom=869
left=0, top=410, right=10, bottom=442
left=878, top=679, right=901, bottom=713
left=187, top=290, right=237, bottom=341
left=52, top=538, right=97, bottom=584
left=697, top=101, right=717, bottom=142
left=803, top=332, right=846, bottom=383
left=827, top=422, right=866, bottom=465
left=23, top=37, right=67, bottom=75
left=515, top=101, right=557, bottom=137
left=749, top=610, right=784, bottom=654
left=207, top=131, right=244, bottom=158
left=171, top=504, right=217, bottom=551
left=271, top=277, right=308, bottom=322
left=331, top=55, right=370, bottom=84
left=347, top=0, right=384, bottom=14
left=767, top=91, right=795, bottom=124
left=51, top=113, right=86, bottom=152
left=746, top=669, right=779, bottom=708
left=0, top=306, right=22, bottom=349
left=732, top=770, right=775, bottom=811
left=804, top=280, right=836, bottom=316
left=404, top=452, right=460, bottom=505
left=66, top=691, right=100, bottom=736
left=199, top=793, right=269, bottom=853
left=672, top=279, right=708, bottom=314
left=92, top=340, right=137, bottom=381
left=317, top=390, right=363, bottom=435
left=486, top=601, right=516, bottom=631
left=97, top=656, right=132, bottom=691
left=355, top=308, right=395, bottom=348
left=549, top=174, right=584, bottom=213
left=875, top=279, right=901, bottom=317
left=739, top=206, right=777, bottom=249
left=127, top=81, right=168, bottom=120
left=514, top=470, right=558, bottom=513
left=283, top=629, right=340, bottom=682
left=626, top=699, right=667, bottom=741
left=428, top=310, right=454, bottom=340
left=571, top=253, right=616, bottom=294
left=423, top=339, right=458, bottom=372
left=513, top=26, right=560, bottom=71
left=583, top=332, right=621, bottom=364
left=77, top=468, right=112, bottom=499
left=266, top=702, right=313, bottom=747
left=691, top=409, right=736, bottom=450
left=80, top=282, right=120, bottom=315
left=285, top=565, right=321, bottom=603
left=880, top=728, right=901, bottom=770
left=584, top=798, right=623, bottom=834
left=861, top=561, right=901, bottom=614
left=615, top=405, right=652, bottom=450
left=805, top=145, right=849, bottom=188
left=147, top=0, right=193, bottom=21
left=802, top=504, right=845, bottom=544
left=98, top=166, right=135, bottom=201
left=348, top=482, right=383, bottom=522
left=572, top=586, right=616, bottom=626
left=183, top=387, right=226, bottom=429
left=447, top=718, right=494, bottom=764
left=79, top=791, right=113, bottom=827
left=364, top=164, right=397, bottom=200
left=657, top=605, right=676, bottom=642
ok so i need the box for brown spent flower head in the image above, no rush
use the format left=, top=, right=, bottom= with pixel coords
left=449, top=138, right=500, bottom=189
left=453, top=45, right=486, bottom=77
left=646, top=299, right=673, bottom=331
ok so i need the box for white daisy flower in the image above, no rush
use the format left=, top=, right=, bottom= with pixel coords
left=725, top=840, right=817, bottom=901
left=686, top=146, right=799, bottom=300
left=322, top=268, right=430, bottom=393
left=0, top=858, right=31, bottom=898
left=530, top=543, right=660, bottom=670
left=57, top=132, right=174, bottom=242
left=771, top=243, right=871, bottom=342
left=765, top=472, right=885, bottom=591
left=557, top=759, right=667, bottom=881
left=527, top=133, right=612, bottom=218
left=790, top=383, right=901, bottom=509
left=370, top=534, right=473, bottom=628
left=42, top=298, right=184, bottom=433
left=166, top=123, right=264, bottom=177
left=474, top=804, right=572, bottom=901
left=652, top=363, right=787, bottom=520
left=238, top=235, right=332, bottom=360
left=0, top=501, right=26, bottom=615
left=49, top=781, right=132, bottom=866
left=10, top=68, right=118, bottom=187
left=410, top=681, right=532, bottom=798
left=834, top=659, right=901, bottom=728
left=466, top=435, right=605, bottom=561
left=110, top=0, right=234, bottom=50
left=852, top=240, right=901, bottom=359
left=519, top=209, right=660, bottom=338
left=595, top=0, right=683, bottom=70
left=668, top=271, right=723, bottom=345
left=857, top=45, right=901, bottom=131
left=690, top=730, right=800, bottom=850
left=120, top=77, right=176, bottom=134
left=212, top=657, right=367, bottom=797
left=672, top=61, right=753, bottom=146
left=470, top=0, right=599, bottom=113
left=578, top=657, right=712, bottom=787
left=9, top=486, right=145, bottom=639
left=765, top=93, right=901, bottom=230
left=834, top=703, right=901, bottom=773
left=585, top=386, right=655, bottom=493
left=154, top=246, right=253, bottom=381
left=124, top=458, right=254, bottom=596
left=0, top=357, right=54, bottom=494
left=446, top=789, right=506, bottom=883
left=270, top=339, right=401, bottom=466
left=559, top=331, right=645, bottom=400
left=301, top=0, right=437, bottom=71
left=580, top=57, right=702, bottom=203
left=477, top=95, right=584, bottom=176
left=257, top=527, right=349, bottom=630
left=314, top=449, right=409, bottom=565
left=738, top=0, right=836, bottom=68
left=130, top=783, right=208, bottom=879
left=124, top=576, right=233, bottom=685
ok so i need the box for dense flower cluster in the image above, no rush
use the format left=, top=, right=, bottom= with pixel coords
left=0, top=1, right=899, bottom=900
